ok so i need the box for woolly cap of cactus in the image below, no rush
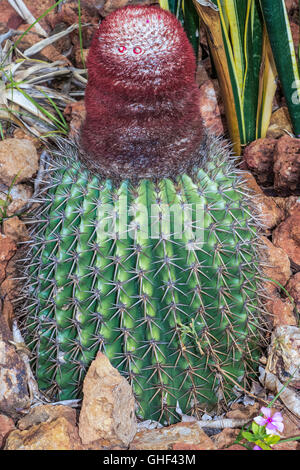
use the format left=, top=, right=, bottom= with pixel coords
left=87, top=5, right=197, bottom=95
left=80, top=5, right=204, bottom=180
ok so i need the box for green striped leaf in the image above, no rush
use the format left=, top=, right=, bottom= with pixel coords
left=260, top=0, right=300, bottom=136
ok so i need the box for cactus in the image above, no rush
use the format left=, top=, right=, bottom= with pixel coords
left=19, top=5, right=266, bottom=424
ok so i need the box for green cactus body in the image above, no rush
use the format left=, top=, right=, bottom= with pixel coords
left=22, top=138, right=264, bottom=424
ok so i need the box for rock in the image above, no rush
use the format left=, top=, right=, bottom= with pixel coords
left=224, top=444, right=247, bottom=450
left=273, top=440, right=300, bottom=450
left=225, top=403, right=260, bottom=421
left=78, top=352, right=137, bottom=448
left=273, top=135, right=300, bottom=193
left=0, top=316, right=30, bottom=417
left=3, top=216, right=30, bottom=242
left=46, top=1, right=99, bottom=51
left=16, top=24, right=71, bottom=64
left=268, top=325, right=300, bottom=388
left=1, top=297, right=14, bottom=331
left=0, top=0, right=23, bottom=33
left=0, top=414, right=15, bottom=449
left=98, top=0, right=157, bottom=17
left=244, top=173, right=285, bottom=231
left=17, top=404, right=77, bottom=431
left=198, top=80, right=225, bottom=136
left=0, top=183, right=33, bottom=217
left=74, top=47, right=89, bottom=68
left=0, top=234, right=17, bottom=284
left=13, top=128, right=42, bottom=150
left=212, top=428, right=240, bottom=449
left=260, top=236, right=291, bottom=295
left=0, top=252, right=20, bottom=302
left=273, top=196, right=300, bottom=218
left=0, top=139, right=39, bottom=186
left=22, top=0, right=56, bottom=32
left=63, top=100, right=86, bottom=138
left=280, top=408, right=300, bottom=439
left=285, top=196, right=300, bottom=216
left=266, top=107, right=293, bottom=139
left=130, top=422, right=216, bottom=450
left=4, top=417, right=83, bottom=450
left=290, top=21, right=299, bottom=51
left=265, top=294, right=297, bottom=327
left=243, top=138, right=276, bottom=185
left=272, top=207, right=300, bottom=268
left=286, top=272, right=300, bottom=312
left=285, top=0, right=298, bottom=12
left=260, top=326, right=300, bottom=418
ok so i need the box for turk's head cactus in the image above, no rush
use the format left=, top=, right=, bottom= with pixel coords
left=19, top=5, right=267, bottom=424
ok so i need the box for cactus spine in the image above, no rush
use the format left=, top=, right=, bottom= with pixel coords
left=18, top=5, right=266, bottom=424
left=20, top=136, right=265, bottom=424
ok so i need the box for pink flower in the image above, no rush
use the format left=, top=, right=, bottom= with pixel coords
left=254, top=407, right=284, bottom=435
left=253, top=445, right=262, bottom=450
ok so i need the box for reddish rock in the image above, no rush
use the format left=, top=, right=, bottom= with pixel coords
left=1, top=297, right=14, bottom=331
left=212, top=428, right=240, bottom=449
left=198, top=79, right=225, bottom=136
left=265, top=294, right=297, bottom=327
left=274, top=196, right=300, bottom=218
left=3, top=216, right=30, bottom=242
left=46, top=1, right=99, bottom=51
left=244, top=173, right=285, bottom=231
left=273, top=135, right=300, bottom=193
left=260, top=236, right=291, bottom=295
left=0, top=1, right=23, bottom=32
left=0, top=235, right=17, bottom=284
left=290, top=21, right=299, bottom=50
left=63, top=100, right=86, bottom=138
left=243, top=138, right=276, bottom=185
left=273, top=440, right=300, bottom=450
left=22, top=0, right=55, bottom=32
left=225, top=403, right=260, bottom=421
left=272, top=207, right=300, bottom=268
left=224, top=444, right=247, bottom=450
left=130, top=422, right=216, bottom=450
left=16, top=24, right=71, bottom=64
left=287, top=272, right=300, bottom=311
left=0, top=414, right=15, bottom=449
left=74, top=47, right=89, bottom=68
left=98, top=0, right=157, bottom=17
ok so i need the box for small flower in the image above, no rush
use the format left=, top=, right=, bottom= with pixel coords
left=254, top=407, right=284, bottom=435
left=253, top=445, right=263, bottom=450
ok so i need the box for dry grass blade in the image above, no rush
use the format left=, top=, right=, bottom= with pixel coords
left=24, top=24, right=79, bottom=57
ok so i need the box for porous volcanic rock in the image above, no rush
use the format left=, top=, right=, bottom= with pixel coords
left=273, top=135, right=300, bottom=193
left=243, top=138, right=276, bottom=185
left=272, top=207, right=300, bottom=268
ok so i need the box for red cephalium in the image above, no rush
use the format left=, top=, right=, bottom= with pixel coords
left=80, top=5, right=204, bottom=180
